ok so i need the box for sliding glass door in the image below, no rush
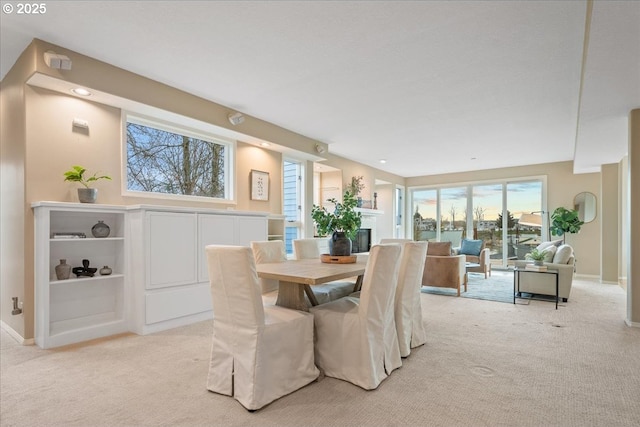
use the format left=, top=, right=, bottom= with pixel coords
left=410, top=177, right=544, bottom=268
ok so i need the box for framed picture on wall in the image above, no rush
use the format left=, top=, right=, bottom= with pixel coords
left=250, top=170, right=269, bottom=201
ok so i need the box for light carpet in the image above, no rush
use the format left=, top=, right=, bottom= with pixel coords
left=2, top=277, right=639, bottom=426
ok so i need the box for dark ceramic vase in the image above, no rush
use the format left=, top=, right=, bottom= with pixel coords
left=328, top=231, right=352, bottom=256
left=91, top=220, right=110, bottom=238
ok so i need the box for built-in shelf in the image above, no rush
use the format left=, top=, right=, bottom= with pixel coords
left=33, top=202, right=128, bottom=349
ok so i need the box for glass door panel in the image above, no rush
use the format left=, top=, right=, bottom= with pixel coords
left=412, top=189, right=438, bottom=242
left=506, top=181, right=542, bottom=265
left=472, top=184, right=503, bottom=268
left=440, top=187, right=467, bottom=248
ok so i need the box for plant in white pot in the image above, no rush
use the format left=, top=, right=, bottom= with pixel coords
left=63, top=165, right=111, bottom=203
left=311, top=190, right=362, bottom=256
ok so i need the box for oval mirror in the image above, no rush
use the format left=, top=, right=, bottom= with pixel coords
left=574, top=192, right=597, bottom=223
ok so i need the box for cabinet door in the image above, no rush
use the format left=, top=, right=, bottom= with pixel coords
left=237, top=216, right=268, bottom=246
left=198, top=214, right=237, bottom=282
left=147, top=212, right=197, bottom=288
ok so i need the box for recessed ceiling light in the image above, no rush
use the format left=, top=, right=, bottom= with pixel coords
left=71, top=88, right=91, bottom=96
left=471, top=157, right=477, bottom=160
left=379, top=159, right=387, bottom=164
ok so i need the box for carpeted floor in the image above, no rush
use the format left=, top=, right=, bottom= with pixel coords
left=2, top=276, right=639, bottom=426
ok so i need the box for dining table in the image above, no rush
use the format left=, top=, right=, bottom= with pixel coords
left=256, top=258, right=367, bottom=311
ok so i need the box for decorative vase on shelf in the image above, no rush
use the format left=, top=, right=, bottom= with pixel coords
left=55, top=259, right=71, bottom=280
left=99, top=265, right=113, bottom=276
left=91, top=220, right=110, bottom=238
left=534, top=260, right=544, bottom=266
left=328, top=231, right=352, bottom=256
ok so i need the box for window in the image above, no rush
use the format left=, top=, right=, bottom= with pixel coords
left=283, top=160, right=302, bottom=255
left=125, top=115, right=234, bottom=201
left=410, top=177, right=545, bottom=268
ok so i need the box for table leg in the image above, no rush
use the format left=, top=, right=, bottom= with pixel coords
left=555, top=273, right=559, bottom=310
left=353, top=275, right=363, bottom=293
left=276, top=281, right=308, bottom=311
left=513, top=270, right=517, bottom=304
left=303, top=285, right=319, bottom=306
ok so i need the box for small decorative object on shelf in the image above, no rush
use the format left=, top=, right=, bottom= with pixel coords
left=91, top=220, right=110, bottom=238
left=55, top=259, right=72, bottom=280
left=63, top=165, right=111, bottom=204
left=373, top=192, right=378, bottom=210
left=52, top=232, right=86, bottom=239
left=72, top=259, right=98, bottom=277
left=99, top=265, right=113, bottom=276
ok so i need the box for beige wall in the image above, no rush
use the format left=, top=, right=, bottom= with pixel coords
left=0, top=44, right=36, bottom=338
left=406, top=161, right=602, bottom=276
left=601, top=163, right=619, bottom=283
left=628, top=109, right=639, bottom=325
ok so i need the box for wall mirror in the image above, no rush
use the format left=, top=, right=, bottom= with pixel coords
left=574, top=192, right=597, bottom=223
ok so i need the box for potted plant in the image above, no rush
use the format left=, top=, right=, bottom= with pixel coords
left=311, top=190, right=362, bottom=256
left=550, top=207, right=584, bottom=243
left=346, top=176, right=365, bottom=207
left=527, top=248, right=546, bottom=266
left=63, top=165, right=111, bottom=203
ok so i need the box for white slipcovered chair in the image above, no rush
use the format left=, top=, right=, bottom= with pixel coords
left=205, top=245, right=319, bottom=411
left=292, top=238, right=356, bottom=304
left=250, top=240, right=287, bottom=294
left=310, top=244, right=402, bottom=390
left=393, top=241, right=428, bottom=357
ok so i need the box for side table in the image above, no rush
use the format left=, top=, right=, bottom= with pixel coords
left=513, top=267, right=560, bottom=309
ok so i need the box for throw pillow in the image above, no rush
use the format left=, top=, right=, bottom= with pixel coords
left=553, top=244, right=573, bottom=264
left=427, top=241, right=452, bottom=256
left=459, top=239, right=483, bottom=256
left=542, top=245, right=557, bottom=262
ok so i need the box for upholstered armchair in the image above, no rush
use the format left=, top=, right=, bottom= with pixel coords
left=421, top=241, right=467, bottom=296
left=514, top=243, right=575, bottom=302
left=456, top=239, right=491, bottom=278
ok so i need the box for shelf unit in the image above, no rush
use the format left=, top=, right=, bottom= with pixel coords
left=267, top=214, right=286, bottom=241
left=33, top=202, right=128, bottom=349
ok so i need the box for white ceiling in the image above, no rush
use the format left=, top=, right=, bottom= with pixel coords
left=1, top=1, right=638, bottom=178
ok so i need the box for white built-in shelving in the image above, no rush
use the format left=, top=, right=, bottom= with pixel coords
left=32, top=202, right=128, bottom=349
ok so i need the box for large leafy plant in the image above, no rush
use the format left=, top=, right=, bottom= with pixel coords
left=63, top=165, right=111, bottom=188
left=311, top=190, right=362, bottom=239
left=550, top=207, right=583, bottom=239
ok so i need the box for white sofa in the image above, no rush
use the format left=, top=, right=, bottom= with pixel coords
left=514, top=243, right=575, bottom=302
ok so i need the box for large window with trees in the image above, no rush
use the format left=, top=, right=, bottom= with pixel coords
left=125, top=115, right=234, bottom=200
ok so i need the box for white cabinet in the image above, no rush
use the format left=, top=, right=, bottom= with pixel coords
left=129, top=206, right=268, bottom=335
left=32, top=202, right=128, bottom=349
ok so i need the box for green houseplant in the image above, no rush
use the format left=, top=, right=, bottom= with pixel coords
left=550, top=206, right=584, bottom=242
left=527, top=248, right=546, bottom=266
left=311, top=190, right=362, bottom=256
left=63, top=165, right=111, bottom=203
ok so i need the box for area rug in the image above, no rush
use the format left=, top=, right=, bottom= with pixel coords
left=421, top=270, right=515, bottom=303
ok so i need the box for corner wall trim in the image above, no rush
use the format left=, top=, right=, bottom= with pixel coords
left=624, top=318, right=640, bottom=328
left=0, top=321, right=34, bottom=345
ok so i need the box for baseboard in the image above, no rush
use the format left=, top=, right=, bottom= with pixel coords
left=574, top=273, right=599, bottom=280
left=0, top=320, right=35, bottom=345
left=625, top=318, right=640, bottom=328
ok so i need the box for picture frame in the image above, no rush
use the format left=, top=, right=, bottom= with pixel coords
left=250, top=170, right=269, bottom=201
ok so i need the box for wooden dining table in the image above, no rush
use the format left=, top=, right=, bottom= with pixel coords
left=256, top=258, right=367, bottom=311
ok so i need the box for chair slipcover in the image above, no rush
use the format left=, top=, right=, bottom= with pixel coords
left=205, top=245, right=319, bottom=411
left=394, top=241, right=428, bottom=357
left=292, top=238, right=355, bottom=304
left=310, top=244, right=402, bottom=390
left=251, top=240, right=287, bottom=293
left=379, top=238, right=412, bottom=244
